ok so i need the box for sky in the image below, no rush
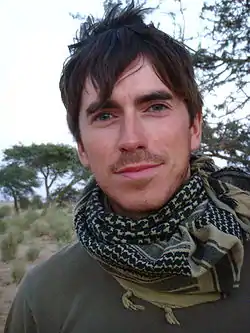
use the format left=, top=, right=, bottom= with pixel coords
left=0, top=0, right=205, bottom=153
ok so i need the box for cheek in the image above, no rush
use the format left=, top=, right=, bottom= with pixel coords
left=82, top=132, right=114, bottom=173
left=150, top=117, right=191, bottom=152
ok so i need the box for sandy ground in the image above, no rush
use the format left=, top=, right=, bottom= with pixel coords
left=0, top=238, right=58, bottom=332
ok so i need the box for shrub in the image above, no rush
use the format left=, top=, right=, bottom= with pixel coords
left=11, top=260, right=26, bottom=284
left=51, top=224, right=73, bottom=243
left=57, top=240, right=65, bottom=250
left=45, top=208, right=73, bottom=243
left=31, top=195, right=44, bottom=209
left=7, top=215, right=24, bottom=228
left=8, top=226, right=24, bottom=244
left=19, top=197, right=30, bottom=210
left=8, top=211, right=39, bottom=231
left=0, top=219, right=7, bottom=234
left=1, top=231, right=19, bottom=262
left=46, top=207, right=72, bottom=225
left=26, top=245, right=40, bottom=262
left=30, top=219, right=51, bottom=238
left=0, top=205, right=12, bottom=219
left=22, top=210, right=40, bottom=229
left=67, top=205, right=73, bottom=214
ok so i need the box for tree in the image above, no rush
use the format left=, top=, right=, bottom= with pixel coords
left=51, top=184, right=82, bottom=206
left=3, top=143, right=90, bottom=202
left=193, top=0, right=250, bottom=170
left=103, top=0, right=144, bottom=12
left=0, top=164, right=39, bottom=214
left=202, top=118, right=250, bottom=172
left=194, top=0, right=249, bottom=116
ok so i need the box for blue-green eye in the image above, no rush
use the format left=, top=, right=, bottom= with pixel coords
left=94, top=112, right=113, bottom=121
left=148, top=104, right=168, bottom=112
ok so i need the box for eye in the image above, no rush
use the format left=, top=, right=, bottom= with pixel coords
left=147, top=104, right=168, bottom=112
left=93, top=112, right=114, bottom=122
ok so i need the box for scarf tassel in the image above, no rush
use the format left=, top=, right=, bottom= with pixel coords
left=122, top=290, right=145, bottom=311
left=164, top=306, right=180, bottom=325
left=121, top=290, right=180, bottom=325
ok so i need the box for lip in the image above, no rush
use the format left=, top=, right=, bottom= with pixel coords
left=115, top=164, right=161, bottom=173
left=114, top=163, right=162, bottom=180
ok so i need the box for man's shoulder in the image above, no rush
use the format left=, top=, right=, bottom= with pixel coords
left=7, top=243, right=110, bottom=332
left=212, top=166, right=250, bottom=192
left=22, top=241, right=92, bottom=295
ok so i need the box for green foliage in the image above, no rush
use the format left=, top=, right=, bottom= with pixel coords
left=1, top=230, right=19, bottom=262
left=6, top=209, right=41, bottom=231
left=197, top=0, right=249, bottom=107
left=202, top=119, right=250, bottom=172
left=45, top=207, right=73, bottom=243
left=11, top=260, right=26, bottom=285
left=67, top=205, right=73, bottom=214
left=3, top=143, right=89, bottom=202
left=7, top=226, right=25, bottom=244
left=23, top=210, right=40, bottom=227
left=19, top=196, right=30, bottom=210
left=193, top=0, right=249, bottom=169
left=0, top=164, right=39, bottom=213
left=26, top=245, right=40, bottom=262
left=0, top=164, right=39, bottom=194
left=0, top=219, right=8, bottom=234
left=51, top=184, right=81, bottom=206
left=0, top=143, right=89, bottom=210
left=31, top=195, right=44, bottom=209
left=29, top=207, right=73, bottom=243
left=30, top=219, right=51, bottom=237
left=51, top=223, right=73, bottom=243
left=6, top=216, right=24, bottom=230
left=0, top=205, right=12, bottom=218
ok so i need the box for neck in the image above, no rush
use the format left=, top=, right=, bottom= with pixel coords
left=109, top=199, right=155, bottom=219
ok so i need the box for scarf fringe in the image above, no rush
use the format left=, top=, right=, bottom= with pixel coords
left=122, top=290, right=145, bottom=311
left=164, top=306, right=180, bottom=325
left=121, top=289, right=180, bottom=325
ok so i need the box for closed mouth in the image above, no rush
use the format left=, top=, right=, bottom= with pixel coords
left=115, top=163, right=162, bottom=174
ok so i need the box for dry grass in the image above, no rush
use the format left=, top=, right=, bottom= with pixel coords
left=11, top=260, right=27, bottom=285
left=26, top=245, right=41, bottom=262
left=0, top=204, right=74, bottom=330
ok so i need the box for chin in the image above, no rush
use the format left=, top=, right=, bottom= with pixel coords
left=100, top=165, right=190, bottom=217
left=110, top=193, right=171, bottom=218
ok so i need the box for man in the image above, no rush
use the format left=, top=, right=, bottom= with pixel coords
left=5, top=2, right=250, bottom=332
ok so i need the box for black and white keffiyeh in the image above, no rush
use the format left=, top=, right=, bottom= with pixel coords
left=73, top=156, right=250, bottom=324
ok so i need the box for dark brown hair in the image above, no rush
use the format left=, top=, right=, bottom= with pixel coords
left=59, top=1, right=203, bottom=142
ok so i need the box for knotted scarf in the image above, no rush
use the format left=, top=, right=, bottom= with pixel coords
left=74, top=155, right=250, bottom=325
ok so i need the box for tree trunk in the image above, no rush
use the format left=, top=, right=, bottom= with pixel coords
left=13, top=194, right=19, bottom=215
left=44, top=177, right=50, bottom=203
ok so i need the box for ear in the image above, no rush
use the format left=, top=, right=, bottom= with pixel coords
left=190, top=111, right=202, bottom=152
left=77, top=141, right=90, bottom=169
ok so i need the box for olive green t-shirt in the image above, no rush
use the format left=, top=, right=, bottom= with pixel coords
left=4, top=241, right=250, bottom=333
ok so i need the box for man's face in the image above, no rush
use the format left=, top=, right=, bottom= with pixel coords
left=78, top=57, right=202, bottom=217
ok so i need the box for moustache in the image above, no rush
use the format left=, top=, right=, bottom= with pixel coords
left=111, top=149, right=165, bottom=173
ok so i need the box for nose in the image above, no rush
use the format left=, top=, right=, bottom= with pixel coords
left=117, top=114, right=148, bottom=152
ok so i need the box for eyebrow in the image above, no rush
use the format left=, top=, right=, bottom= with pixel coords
left=85, top=90, right=173, bottom=117
left=135, top=90, right=173, bottom=105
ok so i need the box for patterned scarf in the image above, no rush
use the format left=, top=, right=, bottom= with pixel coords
left=74, top=156, right=250, bottom=325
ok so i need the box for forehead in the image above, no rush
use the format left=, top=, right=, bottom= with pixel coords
left=81, top=57, right=173, bottom=108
